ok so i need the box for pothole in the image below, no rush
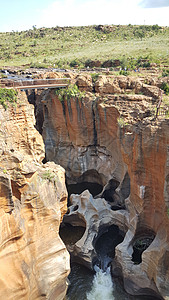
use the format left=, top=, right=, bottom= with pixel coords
left=93, top=224, right=125, bottom=271
left=132, top=231, right=155, bottom=264
left=67, top=181, right=103, bottom=199
left=59, top=223, right=85, bottom=246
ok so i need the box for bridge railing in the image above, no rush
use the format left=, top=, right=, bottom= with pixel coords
left=157, top=107, right=169, bottom=117
left=155, top=90, right=169, bottom=118
left=0, top=78, right=70, bottom=89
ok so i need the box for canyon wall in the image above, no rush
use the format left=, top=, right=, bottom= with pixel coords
left=116, top=120, right=169, bottom=299
left=40, top=73, right=169, bottom=299
left=0, top=91, right=70, bottom=299
left=42, top=89, right=125, bottom=186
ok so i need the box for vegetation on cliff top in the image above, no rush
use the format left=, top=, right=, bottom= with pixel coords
left=0, top=88, right=17, bottom=109
left=55, top=84, right=85, bottom=101
left=0, top=24, right=169, bottom=69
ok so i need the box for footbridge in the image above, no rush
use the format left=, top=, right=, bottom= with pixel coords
left=0, top=78, right=70, bottom=90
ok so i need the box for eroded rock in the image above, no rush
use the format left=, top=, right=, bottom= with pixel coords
left=34, top=72, right=169, bottom=299
left=0, top=92, right=70, bottom=300
left=62, top=190, right=128, bottom=269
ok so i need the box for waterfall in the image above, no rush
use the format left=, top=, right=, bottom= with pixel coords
left=86, top=265, right=114, bottom=300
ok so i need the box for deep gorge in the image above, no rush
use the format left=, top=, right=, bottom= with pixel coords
left=0, top=70, right=169, bottom=299
left=32, top=72, right=169, bottom=299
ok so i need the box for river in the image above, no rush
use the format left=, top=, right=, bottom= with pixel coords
left=61, top=223, right=158, bottom=300
left=66, top=262, right=156, bottom=300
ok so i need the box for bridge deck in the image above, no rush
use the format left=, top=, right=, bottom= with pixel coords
left=0, top=78, right=70, bottom=90
left=11, top=83, right=69, bottom=90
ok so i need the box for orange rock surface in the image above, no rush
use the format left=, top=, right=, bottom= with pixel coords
left=0, top=91, right=70, bottom=299
left=40, top=75, right=169, bottom=299
left=117, top=121, right=169, bottom=299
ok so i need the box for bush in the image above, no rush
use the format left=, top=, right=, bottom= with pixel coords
left=42, top=170, right=55, bottom=182
left=91, top=73, right=100, bottom=83
left=162, top=69, right=169, bottom=77
left=119, top=70, right=130, bottom=76
left=0, top=88, right=17, bottom=110
left=136, top=56, right=151, bottom=68
left=161, top=82, right=169, bottom=95
left=152, top=24, right=161, bottom=31
left=55, top=84, right=85, bottom=101
left=70, top=59, right=81, bottom=68
left=85, top=59, right=92, bottom=68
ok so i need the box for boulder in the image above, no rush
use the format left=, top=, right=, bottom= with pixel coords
left=76, top=74, right=93, bottom=92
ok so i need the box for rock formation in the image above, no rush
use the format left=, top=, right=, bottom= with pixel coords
left=62, top=190, right=128, bottom=269
left=116, top=120, right=169, bottom=299
left=38, top=72, right=169, bottom=299
left=0, top=91, right=70, bottom=299
left=42, top=89, right=124, bottom=186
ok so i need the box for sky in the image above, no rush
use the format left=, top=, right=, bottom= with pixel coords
left=0, top=0, right=169, bottom=32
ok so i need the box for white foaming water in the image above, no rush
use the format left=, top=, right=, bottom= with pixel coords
left=86, top=266, right=114, bottom=300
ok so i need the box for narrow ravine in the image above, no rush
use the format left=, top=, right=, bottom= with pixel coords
left=25, top=78, right=169, bottom=300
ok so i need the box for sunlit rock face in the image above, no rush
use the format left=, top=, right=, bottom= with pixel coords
left=0, top=92, right=70, bottom=300
left=115, top=120, right=169, bottom=300
left=42, top=90, right=126, bottom=188
left=38, top=74, right=169, bottom=299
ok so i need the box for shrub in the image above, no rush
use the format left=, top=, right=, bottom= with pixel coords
left=117, top=117, right=128, bottom=127
left=91, top=73, right=100, bottom=83
left=161, top=82, right=169, bottom=95
left=162, top=69, right=169, bottom=77
left=42, top=170, right=55, bottom=182
left=55, top=84, right=85, bottom=101
left=0, top=88, right=17, bottom=110
left=70, top=59, right=81, bottom=68
left=120, top=56, right=128, bottom=69
left=85, top=59, right=92, bottom=68
left=152, top=24, right=161, bottom=31
left=119, top=70, right=130, bottom=76
left=134, top=29, right=145, bottom=40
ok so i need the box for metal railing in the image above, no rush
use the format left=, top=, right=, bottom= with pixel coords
left=155, top=90, right=169, bottom=118
left=157, top=107, right=169, bottom=116
left=0, top=78, right=70, bottom=89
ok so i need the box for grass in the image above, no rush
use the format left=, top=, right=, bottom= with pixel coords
left=42, top=169, right=55, bottom=182
left=0, top=24, right=169, bottom=69
left=0, top=88, right=17, bottom=109
left=117, top=117, right=129, bottom=128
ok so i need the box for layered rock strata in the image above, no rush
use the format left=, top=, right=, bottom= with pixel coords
left=116, top=120, right=169, bottom=299
left=39, top=73, right=169, bottom=299
left=0, top=91, right=70, bottom=300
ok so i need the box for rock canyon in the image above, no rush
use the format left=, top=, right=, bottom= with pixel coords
left=0, top=91, right=69, bottom=299
left=0, top=70, right=169, bottom=299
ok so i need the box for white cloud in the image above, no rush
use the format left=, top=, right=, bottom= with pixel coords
left=36, top=0, right=169, bottom=28
left=1, top=0, right=169, bottom=32
left=37, top=0, right=141, bottom=27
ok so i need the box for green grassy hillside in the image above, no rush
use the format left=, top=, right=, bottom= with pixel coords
left=0, top=24, right=169, bottom=69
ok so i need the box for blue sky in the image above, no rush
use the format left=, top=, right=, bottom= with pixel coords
left=0, top=0, right=169, bottom=32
